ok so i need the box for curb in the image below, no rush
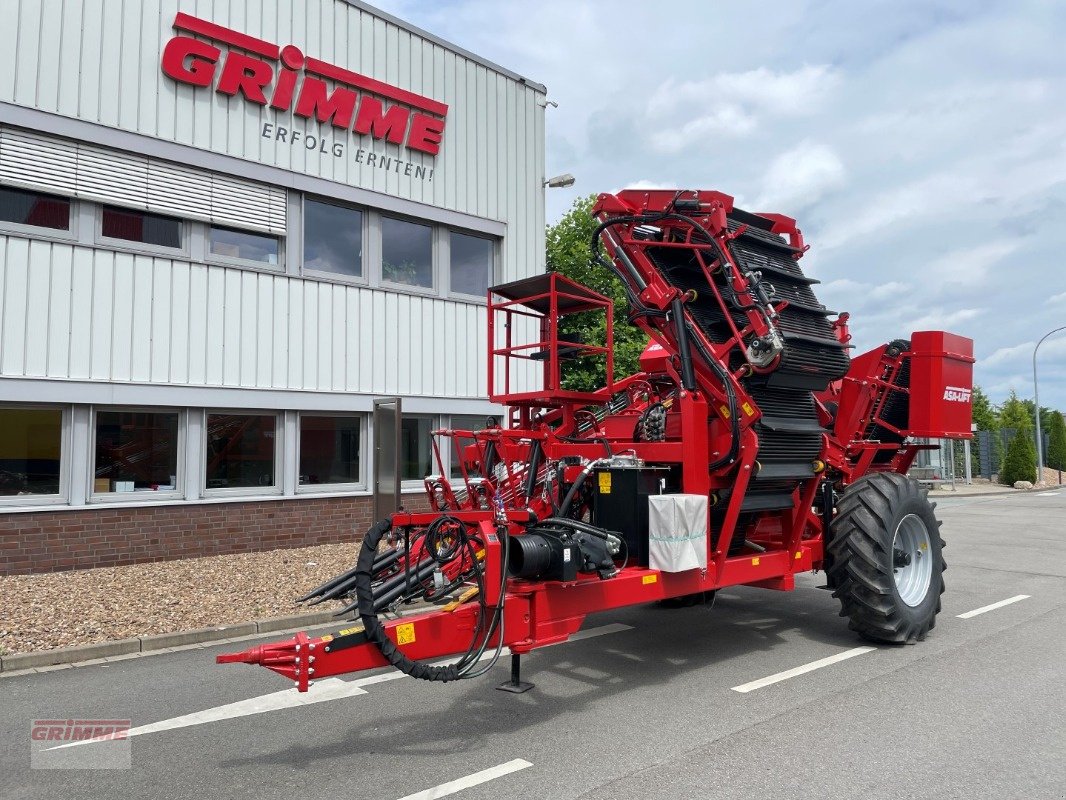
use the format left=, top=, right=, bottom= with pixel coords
left=929, top=490, right=1017, bottom=498
left=0, top=608, right=346, bottom=674
left=928, top=489, right=1050, bottom=498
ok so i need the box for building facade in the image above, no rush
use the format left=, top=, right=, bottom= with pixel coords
left=0, top=0, right=547, bottom=573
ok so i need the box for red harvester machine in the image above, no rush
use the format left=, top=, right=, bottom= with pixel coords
left=219, top=189, right=974, bottom=692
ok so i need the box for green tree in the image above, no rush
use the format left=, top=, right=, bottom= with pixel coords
left=997, top=389, right=1031, bottom=431
left=546, top=195, right=647, bottom=391
left=1046, top=412, right=1066, bottom=473
left=1020, top=399, right=1057, bottom=439
left=998, top=390, right=1037, bottom=485
left=1001, top=429, right=1038, bottom=485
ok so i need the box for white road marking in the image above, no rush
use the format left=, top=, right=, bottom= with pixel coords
left=49, top=677, right=371, bottom=748
left=1036, top=490, right=1062, bottom=496
left=957, top=594, right=1031, bottom=619
left=397, top=759, right=532, bottom=800
left=50, top=622, right=633, bottom=748
left=731, top=647, right=875, bottom=693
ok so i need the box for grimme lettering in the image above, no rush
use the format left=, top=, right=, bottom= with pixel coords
left=161, top=13, right=447, bottom=159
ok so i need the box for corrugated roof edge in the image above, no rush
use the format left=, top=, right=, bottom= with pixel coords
left=345, top=0, right=548, bottom=94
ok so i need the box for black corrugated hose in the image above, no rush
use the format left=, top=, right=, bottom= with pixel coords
left=353, top=517, right=509, bottom=682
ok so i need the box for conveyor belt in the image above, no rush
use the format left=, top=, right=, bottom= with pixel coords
left=644, top=208, right=849, bottom=492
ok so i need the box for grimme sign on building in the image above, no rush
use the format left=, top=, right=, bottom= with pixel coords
left=162, top=12, right=447, bottom=179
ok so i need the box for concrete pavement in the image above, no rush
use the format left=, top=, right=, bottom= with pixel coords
left=1, top=490, right=1063, bottom=800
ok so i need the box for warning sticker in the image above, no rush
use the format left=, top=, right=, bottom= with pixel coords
left=396, top=623, right=416, bottom=645
left=741, top=402, right=755, bottom=417
left=719, top=405, right=731, bottom=420
left=337, top=626, right=364, bottom=637
left=751, top=557, right=761, bottom=566
left=598, top=472, right=612, bottom=494
left=642, top=574, right=658, bottom=585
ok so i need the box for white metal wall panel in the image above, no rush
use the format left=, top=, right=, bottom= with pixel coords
left=0, top=236, right=485, bottom=397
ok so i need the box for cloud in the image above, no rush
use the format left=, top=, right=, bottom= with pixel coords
left=819, top=279, right=911, bottom=304
left=755, top=140, right=846, bottom=212
left=649, top=106, right=756, bottom=153
left=984, top=336, right=1066, bottom=366
left=924, top=239, right=1022, bottom=286
left=647, top=65, right=839, bottom=153
left=904, top=307, right=984, bottom=331
left=1047, top=291, right=1066, bottom=305
left=647, top=65, right=840, bottom=117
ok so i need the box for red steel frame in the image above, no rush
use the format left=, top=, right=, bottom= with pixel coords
left=219, top=189, right=973, bottom=690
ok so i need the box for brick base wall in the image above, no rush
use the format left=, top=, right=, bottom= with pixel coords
left=0, top=493, right=432, bottom=575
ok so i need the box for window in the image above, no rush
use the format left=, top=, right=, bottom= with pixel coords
left=381, top=216, right=433, bottom=288
left=101, top=206, right=182, bottom=249
left=209, top=226, right=279, bottom=266
left=400, top=415, right=437, bottom=482
left=449, top=415, right=498, bottom=481
left=93, top=410, right=180, bottom=495
left=450, top=232, right=493, bottom=298
left=205, top=413, right=277, bottom=490
left=304, top=198, right=363, bottom=278
left=0, top=407, right=64, bottom=497
left=0, top=187, right=70, bottom=231
left=299, top=415, right=362, bottom=487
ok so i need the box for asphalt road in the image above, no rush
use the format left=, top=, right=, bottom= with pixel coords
left=2, top=490, right=1064, bottom=800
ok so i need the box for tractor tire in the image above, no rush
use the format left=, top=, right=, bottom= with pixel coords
left=826, top=472, right=946, bottom=644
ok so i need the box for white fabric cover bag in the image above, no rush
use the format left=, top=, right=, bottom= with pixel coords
left=647, top=494, right=708, bottom=573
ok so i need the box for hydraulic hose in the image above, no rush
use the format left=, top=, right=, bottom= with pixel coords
left=298, top=547, right=403, bottom=604
left=522, top=439, right=542, bottom=504
left=336, top=557, right=437, bottom=616
left=687, top=321, right=740, bottom=470
left=352, top=518, right=508, bottom=683
left=670, top=297, right=697, bottom=391
left=557, top=458, right=609, bottom=518
left=353, top=519, right=461, bottom=682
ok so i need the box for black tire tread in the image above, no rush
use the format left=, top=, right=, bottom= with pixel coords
left=826, top=472, right=946, bottom=644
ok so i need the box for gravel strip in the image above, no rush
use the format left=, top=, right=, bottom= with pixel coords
left=0, top=543, right=363, bottom=656
left=1038, top=466, right=1065, bottom=486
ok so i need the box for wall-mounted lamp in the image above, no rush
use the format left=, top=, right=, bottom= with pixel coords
left=544, top=173, right=575, bottom=188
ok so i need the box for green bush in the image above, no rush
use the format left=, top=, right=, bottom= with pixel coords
left=1001, top=428, right=1037, bottom=485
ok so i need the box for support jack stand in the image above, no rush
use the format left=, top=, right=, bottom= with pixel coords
left=496, top=653, right=534, bottom=693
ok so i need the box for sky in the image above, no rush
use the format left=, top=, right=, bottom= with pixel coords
left=374, top=0, right=1066, bottom=411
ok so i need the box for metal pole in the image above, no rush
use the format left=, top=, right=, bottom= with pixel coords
left=1033, top=326, right=1066, bottom=484
left=949, top=439, right=956, bottom=491
left=963, top=438, right=972, bottom=485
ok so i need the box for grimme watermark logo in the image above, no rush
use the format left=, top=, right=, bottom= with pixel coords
left=29, top=719, right=132, bottom=770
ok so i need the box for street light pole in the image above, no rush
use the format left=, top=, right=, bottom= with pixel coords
left=1033, top=325, right=1066, bottom=482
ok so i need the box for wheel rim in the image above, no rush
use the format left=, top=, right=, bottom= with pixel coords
left=892, top=514, right=933, bottom=607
